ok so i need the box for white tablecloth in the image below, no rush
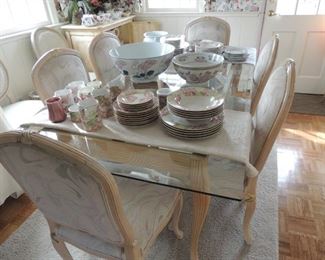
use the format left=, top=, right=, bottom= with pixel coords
left=22, top=108, right=258, bottom=177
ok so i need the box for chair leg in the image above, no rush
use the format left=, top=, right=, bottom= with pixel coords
left=168, top=192, right=184, bottom=239
left=46, top=218, right=73, bottom=260
left=50, top=236, right=73, bottom=260
left=243, top=176, right=258, bottom=245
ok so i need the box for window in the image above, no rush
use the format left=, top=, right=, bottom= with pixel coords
left=0, top=0, right=51, bottom=37
left=145, top=0, right=199, bottom=12
left=276, top=0, right=325, bottom=15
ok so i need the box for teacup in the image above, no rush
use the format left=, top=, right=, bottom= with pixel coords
left=157, top=88, right=173, bottom=110
left=79, top=97, right=102, bottom=131
left=68, top=104, right=81, bottom=123
left=54, top=89, right=74, bottom=111
left=78, top=86, right=94, bottom=100
left=82, top=14, right=98, bottom=27
left=65, top=81, right=85, bottom=103
left=92, top=88, right=113, bottom=118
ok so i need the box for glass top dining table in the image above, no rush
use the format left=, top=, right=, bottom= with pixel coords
left=22, top=48, right=256, bottom=260
left=27, top=49, right=256, bottom=201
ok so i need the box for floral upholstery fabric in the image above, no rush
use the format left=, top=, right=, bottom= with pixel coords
left=251, top=65, right=287, bottom=164
left=33, top=53, right=89, bottom=101
left=252, top=38, right=274, bottom=100
left=33, top=29, right=69, bottom=58
left=0, top=140, right=180, bottom=258
left=0, top=143, right=124, bottom=245
left=90, top=34, right=121, bottom=86
left=114, top=177, right=179, bottom=251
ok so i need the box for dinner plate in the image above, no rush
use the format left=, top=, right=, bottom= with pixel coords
left=117, top=115, right=158, bottom=126
left=167, top=87, right=224, bottom=112
left=168, top=104, right=224, bottom=119
left=160, top=106, right=223, bottom=131
left=162, top=123, right=223, bottom=140
left=161, top=121, right=223, bottom=135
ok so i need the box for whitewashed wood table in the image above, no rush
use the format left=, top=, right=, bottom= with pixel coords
left=23, top=51, right=256, bottom=260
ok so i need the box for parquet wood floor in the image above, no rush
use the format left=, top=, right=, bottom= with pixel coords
left=0, top=113, right=324, bottom=259
left=277, top=113, right=325, bottom=260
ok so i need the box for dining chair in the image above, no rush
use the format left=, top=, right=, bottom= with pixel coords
left=0, top=59, right=44, bottom=129
left=0, top=60, right=44, bottom=205
left=184, top=16, right=231, bottom=45
left=88, top=32, right=122, bottom=86
left=243, top=59, right=295, bottom=244
left=31, top=48, right=90, bottom=102
left=0, top=130, right=183, bottom=260
left=31, top=27, right=70, bottom=59
left=250, top=34, right=280, bottom=115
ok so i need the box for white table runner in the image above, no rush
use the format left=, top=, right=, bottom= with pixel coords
left=22, top=107, right=258, bottom=177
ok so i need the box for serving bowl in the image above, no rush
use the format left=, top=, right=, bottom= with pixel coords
left=143, top=31, right=168, bottom=43
left=109, top=42, right=175, bottom=83
left=172, top=52, right=224, bottom=84
left=195, top=40, right=224, bottom=53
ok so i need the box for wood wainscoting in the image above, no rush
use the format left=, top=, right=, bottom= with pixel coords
left=0, top=113, right=325, bottom=259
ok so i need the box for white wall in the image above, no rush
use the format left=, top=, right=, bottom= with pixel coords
left=136, top=12, right=264, bottom=49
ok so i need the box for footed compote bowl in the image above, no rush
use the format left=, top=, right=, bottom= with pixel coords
left=109, top=42, right=175, bottom=83
left=172, top=52, right=224, bottom=86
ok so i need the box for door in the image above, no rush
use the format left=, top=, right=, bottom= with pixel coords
left=261, top=0, right=325, bottom=94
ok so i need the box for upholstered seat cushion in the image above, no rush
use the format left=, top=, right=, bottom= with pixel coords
left=3, top=100, right=44, bottom=129
left=54, top=175, right=179, bottom=257
left=55, top=226, right=123, bottom=259
left=115, top=177, right=179, bottom=251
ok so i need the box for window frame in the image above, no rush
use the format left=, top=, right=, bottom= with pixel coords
left=0, top=0, right=53, bottom=37
left=276, top=0, right=325, bottom=15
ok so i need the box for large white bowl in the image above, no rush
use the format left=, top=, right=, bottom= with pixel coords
left=172, top=52, right=224, bottom=84
left=109, top=42, right=175, bottom=83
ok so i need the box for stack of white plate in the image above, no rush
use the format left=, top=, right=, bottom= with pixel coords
left=160, top=87, right=224, bottom=139
left=114, top=90, right=158, bottom=126
left=223, top=46, right=249, bottom=62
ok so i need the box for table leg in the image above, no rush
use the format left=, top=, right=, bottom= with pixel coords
left=191, top=193, right=211, bottom=260
left=190, top=157, right=210, bottom=260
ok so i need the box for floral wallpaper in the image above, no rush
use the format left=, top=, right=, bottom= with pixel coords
left=205, top=0, right=264, bottom=12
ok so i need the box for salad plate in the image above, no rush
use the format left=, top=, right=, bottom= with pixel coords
left=117, top=89, right=154, bottom=110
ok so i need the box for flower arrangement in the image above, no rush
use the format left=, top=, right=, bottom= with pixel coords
left=55, top=0, right=141, bottom=24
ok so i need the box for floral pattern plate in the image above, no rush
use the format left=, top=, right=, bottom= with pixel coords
left=160, top=106, right=223, bottom=131
left=117, top=90, right=154, bottom=107
left=167, top=87, right=224, bottom=112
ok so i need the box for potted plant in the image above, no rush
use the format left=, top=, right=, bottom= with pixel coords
left=68, top=0, right=92, bottom=24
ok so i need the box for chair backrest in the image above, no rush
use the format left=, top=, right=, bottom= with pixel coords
left=0, top=59, right=9, bottom=103
left=88, top=32, right=121, bottom=86
left=31, top=27, right=70, bottom=59
left=32, top=48, right=90, bottom=101
left=0, top=130, right=135, bottom=246
left=251, top=59, right=295, bottom=172
left=250, top=34, right=279, bottom=114
left=184, top=16, right=231, bottom=45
